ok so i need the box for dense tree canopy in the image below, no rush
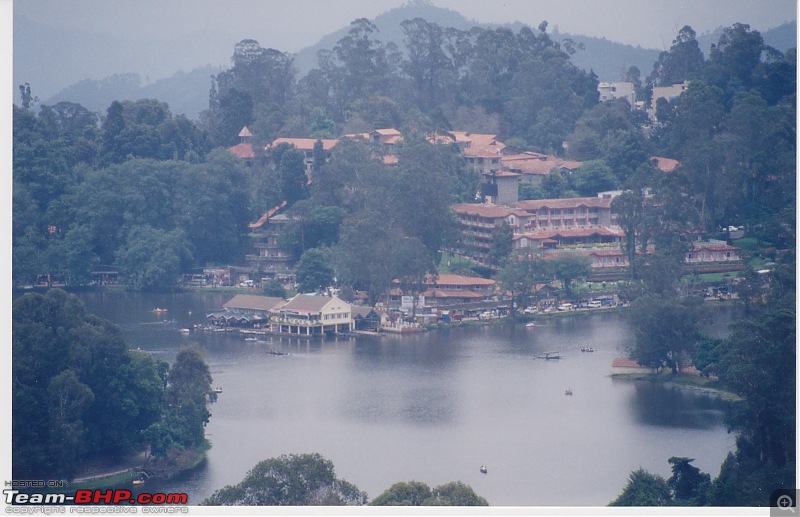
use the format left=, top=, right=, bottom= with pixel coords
left=202, top=453, right=367, bottom=506
left=12, top=290, right=164, bottom=479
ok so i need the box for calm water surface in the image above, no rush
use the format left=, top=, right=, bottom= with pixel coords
left=74, top=290, right=736, bottom=506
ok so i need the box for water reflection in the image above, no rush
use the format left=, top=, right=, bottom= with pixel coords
left=624, top=381, right=728, bottom=429
left=55, top=289, right=737, bottom=506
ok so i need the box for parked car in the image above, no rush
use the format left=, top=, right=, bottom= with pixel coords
left=557, top=303, right=574, bottom=311
left=523, top=306, right=537, bottom=314
left=588, top=300, right=602, bottom=309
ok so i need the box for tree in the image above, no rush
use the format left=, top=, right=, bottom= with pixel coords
left=401, top=18, right=456, bottom=111
left=391, top=237, right=434, bottom=319
left=332, top=211, right=397, bottom=306
left=497, top=256, right=550, bottom=316
left=489, top=221, right=513, bottom=265
left=46, top=370, right=94, bottom=479
left=609, top=469, right=673, bottom=506
left=262, top=279, right=287, bottom=298
left=705, top=23, right=772, bottom=96
left=612, top=190, right=644, bottom=279
left=628, top=295, right=704, bottom=373
left=12, top=289, right=163, bottom=478
left=571, top=160, right=619, bottom=196
left=370, top=481, right=432, bottom=506
left=294, top=247, right=334, bottom=293
left=202, top=453, right=367, bottom=506
left=648, top=26, right=705, bottom=87
left=147, top=346, right=215, bottom=458
left=550, top=254, right=591, bottom=297
left=18, top=82, right=38, bottom=109
left=668, top=457, right=711, bottom=505
left=424, top=481, right=489, bottom=506
left=370, top=480, right=487, bottom=506
left=114, top=225, right=191, bottom=290
left=275, top=145, right=308, bottom=206
left=393, top=141, right=462, bottom=262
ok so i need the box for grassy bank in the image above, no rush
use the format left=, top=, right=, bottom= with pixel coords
left=612, top=371, right=742, bottom=402
left=67, top=441, right=210, bottom=491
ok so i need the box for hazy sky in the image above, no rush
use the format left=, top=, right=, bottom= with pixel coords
left=14, top=0, right=797, bottom=51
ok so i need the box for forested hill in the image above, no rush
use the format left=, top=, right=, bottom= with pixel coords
left=292, top=4, right=662, bottom=82
left=291, top=0, right=479, bottom=75
left=30, top=3, right=796, bottom=120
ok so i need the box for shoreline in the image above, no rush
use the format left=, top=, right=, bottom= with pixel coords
left=64, top=440, right=211, bottom=492
left=610, top=372, right=742, bottom=402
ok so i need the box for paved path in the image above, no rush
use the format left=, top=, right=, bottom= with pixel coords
left=72, top=452, right=148, bottom=483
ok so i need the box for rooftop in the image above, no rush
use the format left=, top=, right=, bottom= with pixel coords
left=270, top=138, right=339, bottom=152
left=224, top=295, right=285, bottom=312
left=513, top=197, right=612, bottom=210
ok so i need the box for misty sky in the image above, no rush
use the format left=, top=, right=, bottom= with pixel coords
left=14, top=0, right=796, bottom=51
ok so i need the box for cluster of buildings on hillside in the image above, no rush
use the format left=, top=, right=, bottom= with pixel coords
left=225, top=78, right=739, bottom=291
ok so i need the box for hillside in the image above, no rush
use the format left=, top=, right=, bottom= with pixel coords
left=45, top=65, right=222, bottom=119
left=27, top=4, right=796, bottom=121
left=293, top=2, right=661, bottom=81
left=292, top=0, right=479, bottom=75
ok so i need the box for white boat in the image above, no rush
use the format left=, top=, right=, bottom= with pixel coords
left=525, top=322, right=537, bottom=328
left=180, top=328, right=191, bottom=334
left=212, top=387, right=223, bottom=394
left=537, top=351, right=561, bottom=360
left=480, top=465, right=488, bottom=474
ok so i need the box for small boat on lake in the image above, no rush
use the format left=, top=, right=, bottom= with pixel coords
left=565, top=388, right=573, bottom=396
left=212, top=387, right=223, bottom=394
left=244, top=337, right=257, bottom=341
left=537, top=351, right=561, bottom=360
left=525, top=322, right=537, bottom=328
left=152, top=308, right=168, bottom=313
left=180, top=328, right=191, bottom=334
left=580, top=347, right=595, bottom=353
left=480, top=465, right=488, bottom=474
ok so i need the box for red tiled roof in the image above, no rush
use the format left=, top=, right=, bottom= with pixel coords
left=612, top=358, right=646, bottom=368
left=428, top=274, right=496, bottom=287
left=249, top=201, right=288, bottom=229
left=451, top=203, right=529, bottom=219
left=224, top=295, right=284, bottom=311
left=372, top=128, right=402, bottom=136
left=270, top=138, right=339, bottom=152
left=229, top=142, right=255, bottom=159
left=652, top=157, right=680, bottom=173
left=503, top=154, right=582, bottom=175
left=513, top=197, right=612, bottom=210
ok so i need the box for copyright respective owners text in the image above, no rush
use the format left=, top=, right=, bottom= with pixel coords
left=3, top=480, right=190, bottom=514
left=772, top=489, right=799, bottom=516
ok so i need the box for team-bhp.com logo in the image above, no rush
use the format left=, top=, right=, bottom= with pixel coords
left=4, top=482, right=188, bottom=510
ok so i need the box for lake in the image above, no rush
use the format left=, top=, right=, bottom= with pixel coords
left=73, top=289, right=737, bottom=506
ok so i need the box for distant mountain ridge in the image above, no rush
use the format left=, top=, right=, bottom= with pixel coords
left=27, top=3, right=796, bottom=121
